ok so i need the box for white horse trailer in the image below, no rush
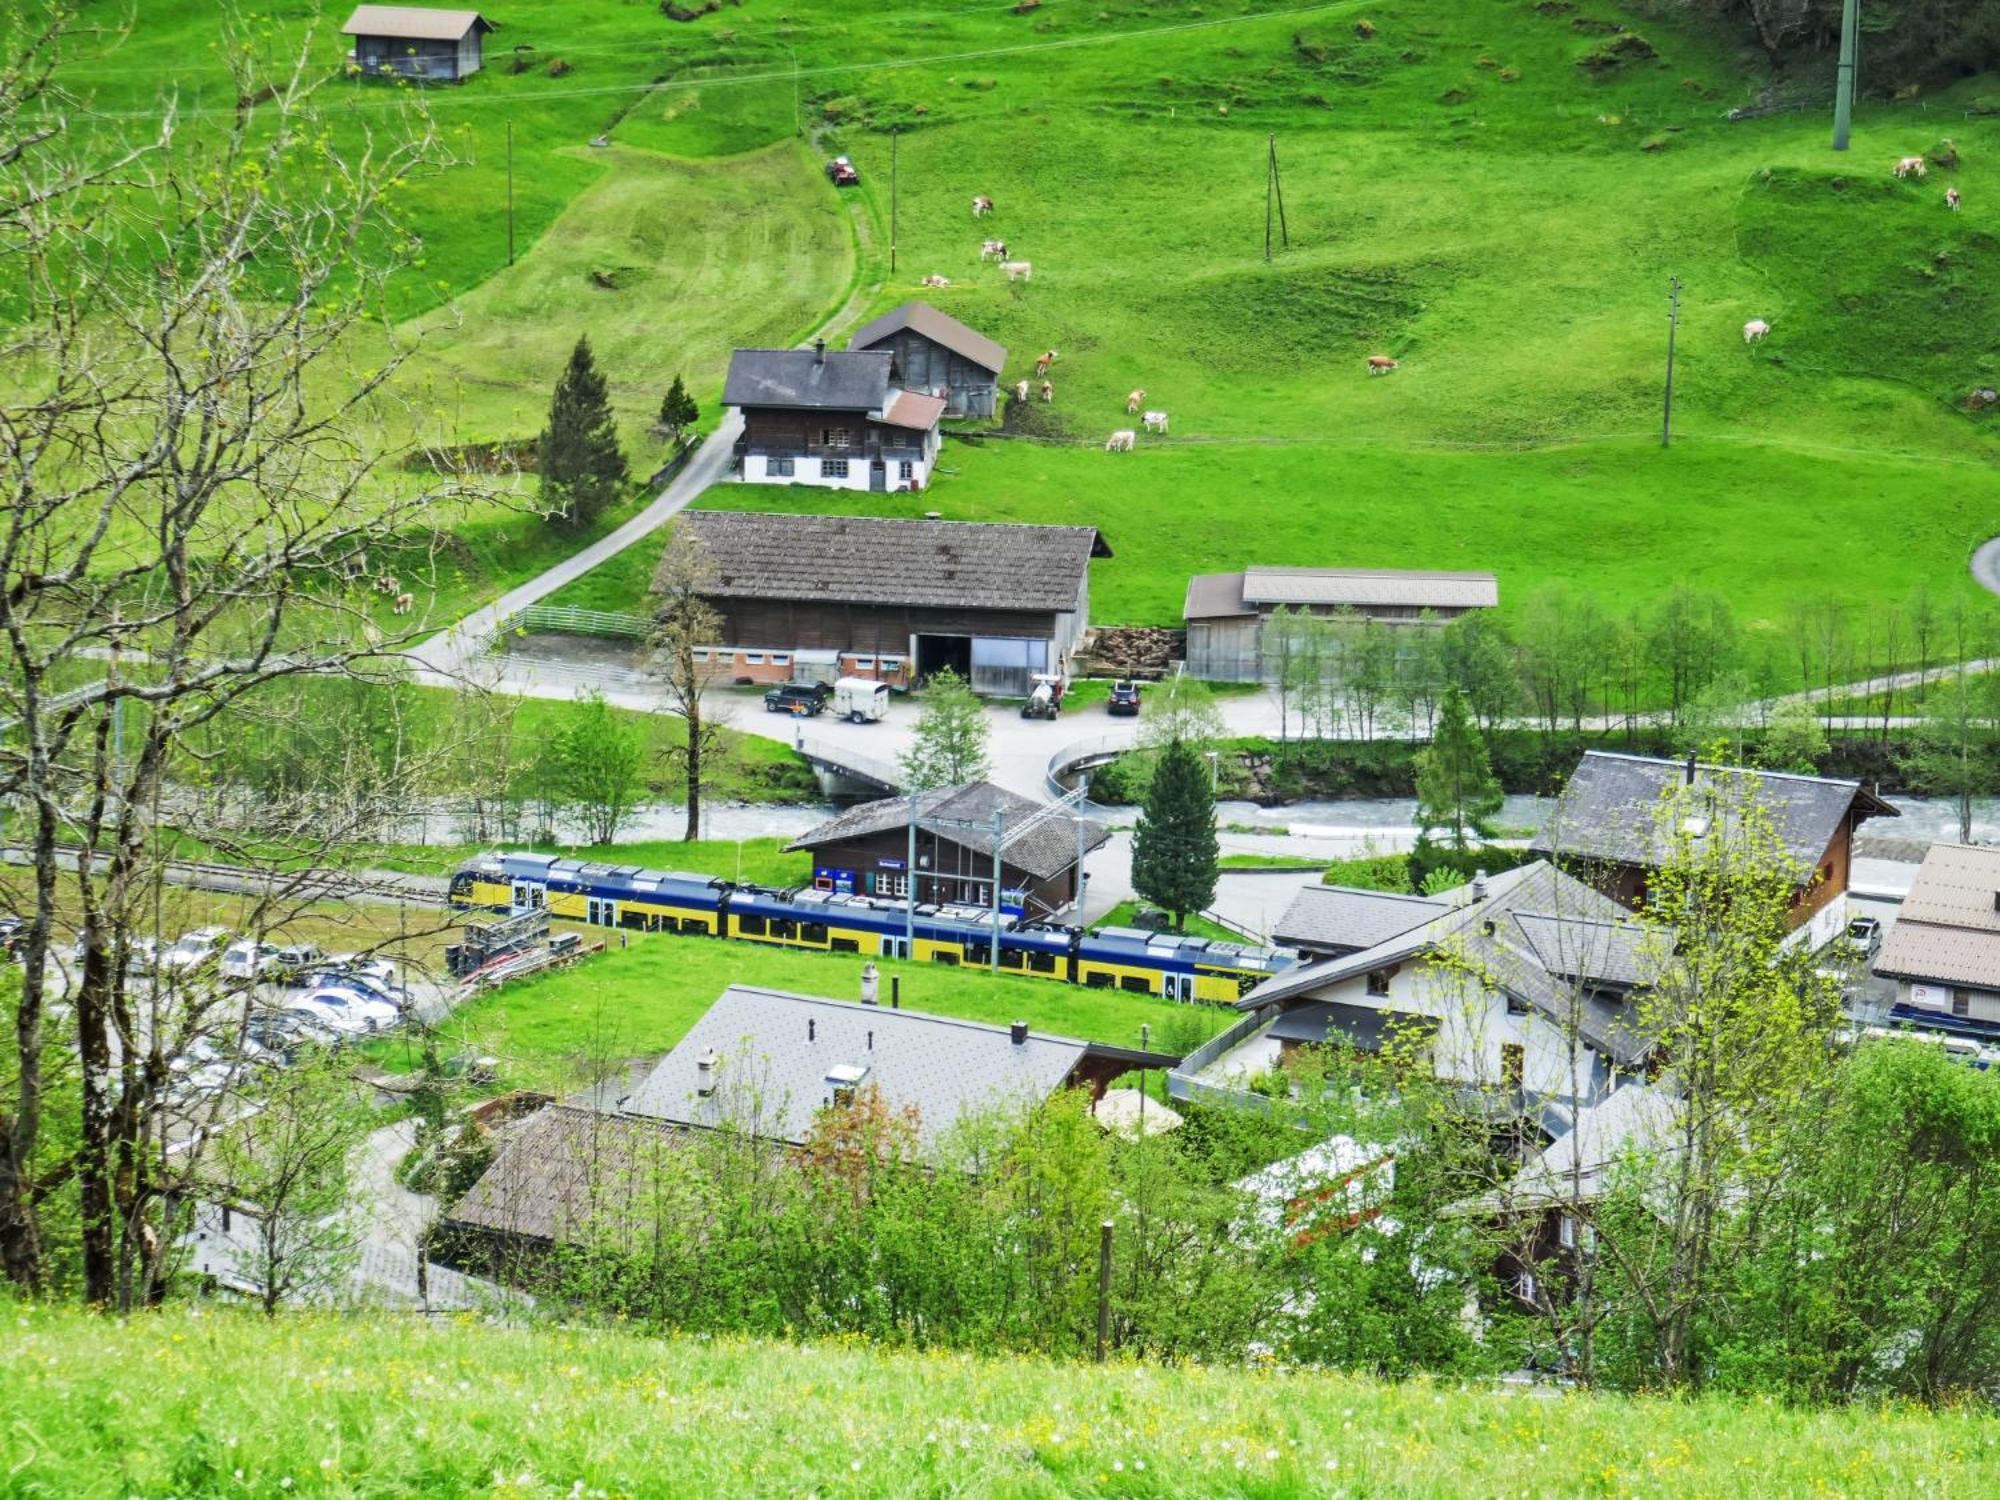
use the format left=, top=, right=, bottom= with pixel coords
left=833, top=677, right=890, bottom=724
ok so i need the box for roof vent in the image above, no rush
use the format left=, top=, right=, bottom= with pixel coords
left=1010, top=1020, right=1029, bottom=1046
left=695, top=1048, right=720, bottom=1098
left=1471, top=870, right=1488, bottom=901
left=813, top=337, right=826, bottom=365
left=825, top=1061, right=870, bottom=1107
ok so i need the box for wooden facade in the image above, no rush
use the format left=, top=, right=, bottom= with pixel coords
left=736, top=407, right=937, bottom=492
left=705, top=597, right=1082, bottom=694
left=804, top=824, right=1083, bottom=918
left=856, top=327, right=1001, bottom=418
left=343, top=10, right=491, bottom=81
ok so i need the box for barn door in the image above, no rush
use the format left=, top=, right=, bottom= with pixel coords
left=869, top=458, right=887, bottom=493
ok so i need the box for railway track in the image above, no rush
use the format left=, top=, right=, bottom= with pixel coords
left=2, top=845, right=451, bottom=909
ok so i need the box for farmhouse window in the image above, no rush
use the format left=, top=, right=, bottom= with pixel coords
left=1366, top=967, right=1393, bottom=998
left=744, top=652, right=765, bottom=666
left=822, top=428, right=851, bottom=449
left=771, top=653, right=791, bottom=667
left=852, top=656, right=875, bottom=670
left=874, top=870, right=908, bottom=898
left=821, top=458, right=850, bottom=479
left=898, top=460, right=914, bottom=481
left=880, top=656, right=903, bottom=672
left=1954, top=991, right=1972, bottom=1017
left=768, top=456, right=795, bottom=477
left=1505, top=993, right=1529, bottom=1017
left=691, top=649, right=709, bottom=663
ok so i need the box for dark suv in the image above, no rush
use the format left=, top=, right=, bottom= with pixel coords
left=764, top=682, right=827, bottom=716
left=1107, top=680, right=1142, bottom=716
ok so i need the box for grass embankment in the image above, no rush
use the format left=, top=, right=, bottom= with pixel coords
left=424, top=927, right=1221, bottom=1086
left=9, top=1306, right=1996, bottom=1498
left=1094, top=901, right=1246, bottom=945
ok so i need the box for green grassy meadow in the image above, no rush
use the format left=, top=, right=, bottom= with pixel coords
left=10, top=1305, right=1997, bottom=1497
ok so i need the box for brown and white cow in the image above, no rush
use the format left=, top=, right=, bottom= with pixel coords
left=1040, top=379, right=1054, bottom=402
left=1366, top=356, right=1399, bottom=375
left=980, top=239, right=1008, bottom=261
left=1946, top=186, right=1962, bottom=211
left=1105, top=429, right=1136, bottom=452
left=1125, top=388, right=1146, bottom=414
left=1142, top=410, right=1169, bottom=433
left=921, top=273, right=951, bottom=288
left=972, top=195, right=994, bottom=218
left=1013, top=378, right=1031, bottom=402
left=1034, top=350, right=1057, bottom=377
left=1894, top=155, right=1927, bottom=179
left=1001, top=260, right=1032, bottom=283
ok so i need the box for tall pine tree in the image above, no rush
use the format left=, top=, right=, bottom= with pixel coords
left=540, top=336, right=627, bottom=532
left=1131, top=737, right=1219, bottom=931
left=656, top=373, right=699, bottom=442
left=1414, top=684, right=1503, bottom=853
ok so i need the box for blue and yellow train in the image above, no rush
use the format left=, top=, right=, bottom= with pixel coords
left=450, top=851, right=1295, bottom=1004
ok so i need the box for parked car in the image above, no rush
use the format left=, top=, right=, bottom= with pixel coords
left=272, top=943, right=324, bottom=984
left=161, top=926, right=231, bottom=974
left=1843, top=915, right=1883, bottom=960
left=832, top=677, right=890, bottom=724
left=303, top=964, right=407, bottom=1009
left=1107, top=680, right=1142, bottom=716
left=765, top=682, right=827, bottom=716
left=826, top=154, right=859, bottom=186
left=220, top=940, right=281, bottom=984
left=291, top=986, right=398, bottom=1035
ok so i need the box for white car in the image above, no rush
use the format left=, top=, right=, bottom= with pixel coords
left=327, top=954, right=398, bottom=986
left=291, top=986, right=398, bottom=1035
left=161, top=926, right=232, bottom=974
left=220, top=940, right=281, bottom=984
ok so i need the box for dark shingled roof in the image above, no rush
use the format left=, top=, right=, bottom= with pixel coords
left=1274, top=885, right=1447, bottom=954
left=788, top=781, right=1110, bottom=881
left=849, top=301, right=1008, bottom=375
left=723, top=348, right=894, bottom=413
left=444, top=1105, right=697, bottom=1248
left=680, top=511, right=1097, bottom=614
left=1531, top=751, right=1897, bottom=873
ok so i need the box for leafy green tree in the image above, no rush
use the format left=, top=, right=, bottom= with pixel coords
left=1131, top=737, right=1219, bottom=930
left=1648, top=583, right=1736, bottom=725
left=1414, top=686, right=1502, bottom=853
left=899, top=667, right=989, bottom=789
left=1438, top=611, right=1518, bottom=734
left=540, top=336, right=627, bottom=532
left=1760, top=698, right=1829, bottom=773
left=560, top=689, right=643, bottom=844
left=648, top=524, right=732, bottom=840
left=1903, top=674, right=1997, bottom=843
left=656, top=372, right=699, bottom=442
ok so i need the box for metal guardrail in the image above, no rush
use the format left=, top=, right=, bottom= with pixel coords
left=1045, top=731, right=1139, bottom=801
left=506, top=605, right=651, bottom=640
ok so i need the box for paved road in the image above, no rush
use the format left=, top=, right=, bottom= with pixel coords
left=1975, top=536, right=2000, bottom=600
left=409, top=409, right=744, bottom=677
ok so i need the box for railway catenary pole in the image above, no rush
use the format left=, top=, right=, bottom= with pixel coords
left=1661, top=275, right=1681, bottom=448
left=905, top=789, right=917, bottom=953
left=1832, top=0, right=1860, bottom=151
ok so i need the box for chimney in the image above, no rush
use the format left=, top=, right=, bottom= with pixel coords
left=813, top=337, right=826, bottom=365
left=696, top=1048, right=719, bottom=1098
left=1685, top=752, right=1697, bottom=786
left=1010, top=1020, right=1029, bottom=1046
left=1471, top=869, right=1488, bottom=902
left=860, top=960, right=879, bottom=1006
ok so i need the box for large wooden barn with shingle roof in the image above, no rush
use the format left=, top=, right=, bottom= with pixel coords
left=675, top=510, right=1104, bottom=693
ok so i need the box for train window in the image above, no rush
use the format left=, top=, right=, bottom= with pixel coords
left=965, top=943, right=990, bottom=965
left=1120, top=975, right=1152, bottom=995
left=1085, top=971, right=1113, bottom=989
left=1030, top=952, right=1058, bottom=974
left=932, top=949, right=959, bottom=966
left=999, top=949, right=1025, bottom=970
left=830, top=938, right=859, bottom=954
left=737, top=914, right=767, bottom=937
left=773, top=918, right=797, bottom=940
left=802, top=922, right=828, bottom=944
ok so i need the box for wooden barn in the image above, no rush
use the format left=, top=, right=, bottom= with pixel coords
left=1184, top=566, right=1499, bottom=682
left=341, top=6, right=492, bottom=81
left=672, top=510, right=1103, bottom=694
left=725, top=341, right=946, bottom=492
left=848, top=302, right=1008, bottom=419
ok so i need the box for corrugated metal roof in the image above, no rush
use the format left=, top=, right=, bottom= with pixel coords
left=621, top=986, right=1096, bottom=1146
left=341, top=6, right=491, bottom=40
left=677, top=510, right=1096, bottom=614
left=1531, top=751, right=1897, bottom=873
left=1273, top=885, right=1447, bottom=954
left=880, top=389, right=947, bottom=431
left=787, top=781, right=1109, bottom=881
left=849, top=301, right=1007, bottom=374
left=1183, top=571, right=1255, bottom=621
left=1874, top=843, right=2000, bottom=988
left=723, top=348, right=893, bottom=412
left=1239, top=566, right=1499, bottom=610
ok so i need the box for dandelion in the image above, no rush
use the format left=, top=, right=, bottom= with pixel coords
left=280, top=1481, right=293, bottom=1492
left=1134, top=1461, right=1146, bottom=1472
left=1112, top=1461, right=1124, bottom=1472
left=320, top=1458, right=334, bottom=1470
left=850, top=1459, right=862, bottom=1473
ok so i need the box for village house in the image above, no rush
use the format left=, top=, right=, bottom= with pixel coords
left=1184, top=566, right=1498, bottom=683
left=1171, top=862, right=1660, bottom=1111
left=675, top=510, right=1101, bottom=693
left=340, top=6, right=493, bottom=81
left=1872, top=842, right=2000, bottom=1035
left=1531, top=751, right=1897, bottom=944
left=848, top=301, right=1008, bottom=419
left=786, top=780, right=1110, bottom=918
left=725, top=341, right=946, bottom=492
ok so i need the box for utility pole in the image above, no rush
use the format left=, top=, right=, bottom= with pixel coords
left=989, top=807, right=1003, bottom=974
left=890, top=127, right=899, bottom=276
left=1832, top=0, right=1860, bottom=151
left=1661, top=275, right=1681, bottom=449
left=1268, top=134, right=1288, bottom=257
left=904, top=790, right=917, bottom=953
left=506, top=119, right=515, bottom=267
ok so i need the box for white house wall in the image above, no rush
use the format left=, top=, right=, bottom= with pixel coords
left=741, top=452, right=935, bottom=492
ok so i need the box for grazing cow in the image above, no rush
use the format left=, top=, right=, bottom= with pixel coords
left=1034, top=349, right=1057, bottom=377
left=1742, top=318, right=1771, bottom=343
left=1142, top=409, right=1169, bottom=433
left=374, top=573, right=400, bottom=595
left=980, top=239, right=1008, bottom=261
left=1001, top=260, right=1032, bottom=283
left=1105, top=429, right=1136, bottom=452
left=1125, top=388, right=1146, bottom=415
left=1013, top=378, right=1031, bottom=402
left=1894, top=155, right=1927, bottom=179
left=1040, top=379, right=1053, bottom=402
left=1946, top=186, right=1962, bottom=211
left=392, top=592, right=414, bottom=617
left=1366, top=356, right=1398, bottom=375
left=921, top=273, right=951, bottom=288
left=972, top=195, right=994, bottom=218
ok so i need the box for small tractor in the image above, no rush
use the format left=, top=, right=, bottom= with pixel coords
left=1020, top=672, right=1066, bottom=720
left=825, top=155, right=859, bottom=187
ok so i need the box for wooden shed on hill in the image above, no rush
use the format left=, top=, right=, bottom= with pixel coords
left=848, top=302, right=1008, bottom=419
left=341, top=7, right=493, bottom=82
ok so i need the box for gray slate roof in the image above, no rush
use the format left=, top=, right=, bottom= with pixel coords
left=723, top=348, right=894, bottom=413
left=1240, top=566, right=1499, bottom=610
left=342, top=6, right=491, bottom=40
left=787, top=781, right=1109, bottom=881
left=621, top=985, right=1101, bottom=1146
left=1875, top=843, right=2000, bottom=989
left=1183, top=572, right=1256, bottom=621
left=445, top=1105, right=698, bottom=1247
left=1240, top=862, right=1657, bottom=1065
left=183, top=1200, right=497, bottom=1310
left=849, top=301, right=1008, bottom=375
left=1274, top=885, right=1448, bottom=954
left=680, top=510, right=1098, bottom=614
left=1531, top=751, right=1896, bottom=874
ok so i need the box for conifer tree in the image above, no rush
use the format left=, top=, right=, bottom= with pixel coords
left=1414, top=684, right=1503, bottom=853
left=1131, top=737, right=1219, bottom=931
left=540, top=336, right=627, bottom=531
left=657, top=372, right=699, bottom=442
